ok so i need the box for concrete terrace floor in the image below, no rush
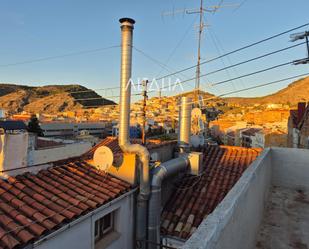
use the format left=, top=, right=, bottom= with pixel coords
left=255, top=186, right=309, bottom=249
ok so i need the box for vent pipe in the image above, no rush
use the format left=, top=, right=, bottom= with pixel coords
left=148, top=98, right=192, bottom=249
left=178, top=97, right=192, bottom=153
left=118, top=18, right=150, bottom=249
left=148, top=157, right=189, bottom=249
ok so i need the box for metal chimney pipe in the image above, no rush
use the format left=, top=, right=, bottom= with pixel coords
left=148, top=157, right=189, bottom=249
left=178, top=97, right=192, bottom=153
left=118, top=18, right=150, bottom=249
left=148, top=97, right=192, bottom=248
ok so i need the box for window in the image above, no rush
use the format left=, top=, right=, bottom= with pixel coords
left=94, top=212, right=114, bottom=243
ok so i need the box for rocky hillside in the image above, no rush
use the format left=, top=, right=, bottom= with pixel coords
left=0, top=84, right=115, bottom=114
left=174, top=89, right=214, bottom=101
left=224, top=76, right=309, bottom=106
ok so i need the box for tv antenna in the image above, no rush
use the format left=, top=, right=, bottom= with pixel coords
left=290, top=31, right=309, bottom=65
left=162, top=0, right=239, bottom=106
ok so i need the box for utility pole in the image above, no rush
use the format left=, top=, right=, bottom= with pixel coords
left=141, top=80, right=148, bottom=145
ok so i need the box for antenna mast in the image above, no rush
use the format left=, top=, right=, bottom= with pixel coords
left=195, top=0, right=204, bottom=106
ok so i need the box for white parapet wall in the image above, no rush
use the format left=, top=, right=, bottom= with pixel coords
left=271, top=147, right=309, bottom=191
left=0, top=132, right=29, bottom=175
left=181, top=148, right=272, bottom=249
left=0, top=132, right=92, bottom=177
left=181, top=147, right=309, bottom=249
left=28, top=142, right=91, bottom=166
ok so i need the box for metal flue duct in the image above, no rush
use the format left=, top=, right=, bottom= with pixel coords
left=178, top=97, right=192, bottom=153
left=148, top=97, right=192, bottom=249
left=118, top=18, right=150, bottom=249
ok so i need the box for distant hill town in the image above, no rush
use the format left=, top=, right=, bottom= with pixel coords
left=0, top=76, right=308, bottom=115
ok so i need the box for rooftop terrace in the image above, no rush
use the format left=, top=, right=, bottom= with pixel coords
left=179, top=147, right=309, bottom=249
left=255, top=186, right=309, bottom=249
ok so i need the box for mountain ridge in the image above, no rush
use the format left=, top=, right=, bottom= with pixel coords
left=0, top=84, right=116, bottom=114
left=0, top=76, right=308, bottom=114
left=223, top=76, right=309, bottom=105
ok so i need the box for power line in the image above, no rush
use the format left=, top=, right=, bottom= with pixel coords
left=63, top=30, right=308, bottom=96
left=154, top=22, right=309, bottom=81
left=203, top=41, right=305, bottom=79
left=177, top=73, right=309, bottom=106
left=73, top=92, right=141, bottom=101
left=233, top=0, right=249, bottom=12
left=215, top=73, right=309, bottom=99
left=66, top=43, right=188, bottom=96
left=209, top=27, right=247, bottom=89
left=133, top=46, right=188, bottom=80
left=211, top=61, right=292, bottom=86
left=77, top=72, right=309, bottom=108
left=208, top=27, right=238, bottom=92
left=126, top=50, right=299, bottom=97
left=68, top=86, right=120, bottom=94
left=69, top=41, right=300, bottom=97
left=0, top=45, right=120, bottom=67
left=9, top=22, right=307, bottom=98
left=155, top=15, right=198, bottom=79
left=157, top=60, right=293, bottom=92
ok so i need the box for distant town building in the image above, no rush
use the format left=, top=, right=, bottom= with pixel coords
left=41, top=122, right=108, bottom=138
left=75, top=130, right=100, bottom=146
left=112, top=124, right=141, bottom=138
left=288, top=102, right=309, bottom=148
left=240, top=128, right=263, bottom=148
left=0, top=109, right=6, bottom=119
left=251, top=129, right=287, bottom=148
left=0, top=120, right=28, bottom=132
left=243, top=109, right=289, bottom=125
left=0, top=124, right=92, bottom=175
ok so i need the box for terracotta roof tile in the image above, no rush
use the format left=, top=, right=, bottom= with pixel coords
left=161, top=145, right=262, bottom=240
left=0, top=161, right=131, bottom=249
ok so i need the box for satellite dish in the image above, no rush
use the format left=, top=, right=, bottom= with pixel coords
left=93, top=146, right=114, bottom=171
left=192, top=108, right=202, bottom=118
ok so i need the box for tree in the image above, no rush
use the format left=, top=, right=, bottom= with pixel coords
left=28, top=115, right=44, bottom=136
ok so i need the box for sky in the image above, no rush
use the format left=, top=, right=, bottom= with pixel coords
left=0, top=0, right=309, bottom=102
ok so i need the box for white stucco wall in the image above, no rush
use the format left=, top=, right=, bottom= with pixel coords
left=0, top=132, right=29, bottom=174
left=28, top=142, right=91, bottom=166
left=34, top=190, right=135, bottom=249
left=150, top=143, right=176, bottom=163
left=271, top=147, right=309, bottom=191
left=251, top=133, right=264, bottom=148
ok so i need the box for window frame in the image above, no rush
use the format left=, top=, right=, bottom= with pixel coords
left=94, top=212, right=114, bottom=243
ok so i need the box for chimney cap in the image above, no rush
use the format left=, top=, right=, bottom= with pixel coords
left=119, top=17, right=135, bottom=24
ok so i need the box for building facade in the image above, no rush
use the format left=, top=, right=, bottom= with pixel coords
left=41, top=122, right=108, bottom=138
left=287, top=102, right=309, bottom=148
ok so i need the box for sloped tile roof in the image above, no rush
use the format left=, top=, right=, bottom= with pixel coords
left=36, top=138, right=64, bottom=149
left=161, top=145, right=261, bottom=240
left=0, top=161, right=131, bottom=249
